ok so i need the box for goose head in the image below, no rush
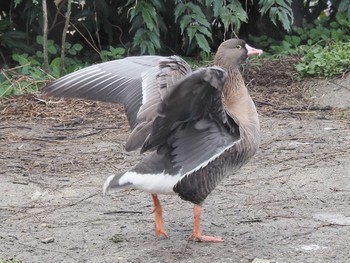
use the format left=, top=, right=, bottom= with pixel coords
left=214, top=39, right=263, bottom=70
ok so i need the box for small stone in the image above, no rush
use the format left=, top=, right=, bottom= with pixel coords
left=41, top=237, right=55, bottom=244
left=110, top=234, right=124, bottom=243
left=41, top=223, right=51, bottom=228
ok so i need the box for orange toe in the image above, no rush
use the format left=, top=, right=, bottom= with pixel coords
left=155, top=228, right=169, bottom=238
left=189, top=204, right=224, bottom=242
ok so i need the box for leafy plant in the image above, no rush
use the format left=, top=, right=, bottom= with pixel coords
left=0, top=55, right=51, bottom=97
left=213, top=0, right=247, bottom=35
left=0, top=35, right=87, bottom=97
left=336, top=0, right=350, bottom=21
left=175, top=2, right=212, bottom=54
left=259, top=0, right=293, bottom=31
left=248, top=10, right=350, bottom=78
left=100, top=46, right=126, bottom=62
left=254, top=11, right=350, bottom=56
left=295, top=42, right=350, bottom=77
left=126, top=0, right=164, bottom=54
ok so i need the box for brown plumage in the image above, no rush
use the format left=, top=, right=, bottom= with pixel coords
left=44, top=38, right=262, bottom=242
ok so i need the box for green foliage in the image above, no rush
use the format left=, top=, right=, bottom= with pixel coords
left=126, top=0, right=164, bottom=54
left=249, top=11, right=350, bottom=78
left=295, top=42, right=350, bottom=77
left=0, top=56, right=51, bottom=97
left=1, top=0, right=350, bottom=98
left=336, top=0, right=350, bottom=21
left=212, top=0, right=247, bottom=34
left=268, top=12, right=350, bottom=55
left=1, top=0, right=349, bottom=59
left=0, top=36, right=87, bottom=97
left=100, top=47, right=126, bottom=62
left=259, top=0, right=293, bottom=31
left=175, top=2, right=212, bottom=54
left=248, top=35, right=277, bottom=50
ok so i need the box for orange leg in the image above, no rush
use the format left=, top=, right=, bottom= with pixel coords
left=151, top=194, right=169, bottom=238
left=189, top=204, right=224, bottom=242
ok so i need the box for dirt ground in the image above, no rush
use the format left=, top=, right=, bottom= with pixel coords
left=0, top=73, right=349, bottom=263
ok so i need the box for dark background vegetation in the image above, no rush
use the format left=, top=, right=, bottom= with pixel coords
left=0, top=0, right=349, bottom=96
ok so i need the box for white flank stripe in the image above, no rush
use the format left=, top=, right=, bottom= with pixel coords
left=119, top=171, right=181, bottom=194
left=180, top=140, right=239, bottom=180
left=104, top=140, right=239, bottom=195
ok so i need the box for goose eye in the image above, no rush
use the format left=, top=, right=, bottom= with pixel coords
left=236, top=45, right=242, bottom=49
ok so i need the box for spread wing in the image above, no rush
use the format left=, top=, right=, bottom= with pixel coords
left=141, top=66, right=240, bottom=174
left=43, top=55, right=192, bottom=151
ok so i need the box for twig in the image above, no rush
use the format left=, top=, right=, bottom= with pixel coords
left=301, top=150, right=350, bottom=168
left=75, top=129, right=104, bottom=138
left=49, top=126, right=118, bottom=131
left=21, top=137, right=67, bottom=142
left=66, top=193, right=98, bottom=207
left=103, top=210, right=143, bottom=215
left=0, top=125, right=32, bottom=130
left=269, top=109, right=317, bottom=114
left=254, top=100, right=275, bottom=107
left=21, top=129, right=103, bottom=141
left=12, top=181, right=29, bottom=185
left=238, top=218, right=262, bottom=224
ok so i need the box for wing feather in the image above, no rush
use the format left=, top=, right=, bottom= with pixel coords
left=44, top=55, right=192, bottom=149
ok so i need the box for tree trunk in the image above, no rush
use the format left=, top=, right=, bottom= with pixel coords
left=42, top=0, right=50, bottom=73
left=60, top=0, right=72, bottom=77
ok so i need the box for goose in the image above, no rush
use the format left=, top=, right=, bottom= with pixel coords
left=44, top=38, right=262, bottom=242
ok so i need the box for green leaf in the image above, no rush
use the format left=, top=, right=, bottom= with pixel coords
left=213, top=1, right=223, bottom=17
left=36, top=50, right=43, bottom=58
left=338, top=0, right=349, bottom=12
left=194, top=15, right=211, bottom=28
left=48, top=45, right=57, bottom=55
left=12, top=53, right=29, bottom=66
left=187, top=2, right=206, bottom=19
left=72, top=43, right=83, bottom=51
left=113, top=47, right=126, bottom=55
left=68, top=49, right=77, bottom=55
left=36, top=35, right=44, bottom=45
left=275, top=0, right=292, bottom=10
left=196, top=25, right=212, bottom=38
left=50, top=57, right=61, bottom=78
left=141, top=4, right=157, bottom=31
left=259, top=0, right=274, bottom=14
left=179, top=15, right=192, bottom=34
left=186, top=26, right=197, bottom=43
left=195, top=33, right=211, bottom=53
left=174, top=2, right=186, bottom=21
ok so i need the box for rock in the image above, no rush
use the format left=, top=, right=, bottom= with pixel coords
left=41, top=237, right=55, bottom=244
left=110, top=233, right=124, bottom=243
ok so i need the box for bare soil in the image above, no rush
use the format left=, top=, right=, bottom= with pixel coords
left=0, top=73, right=349, bottom=263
